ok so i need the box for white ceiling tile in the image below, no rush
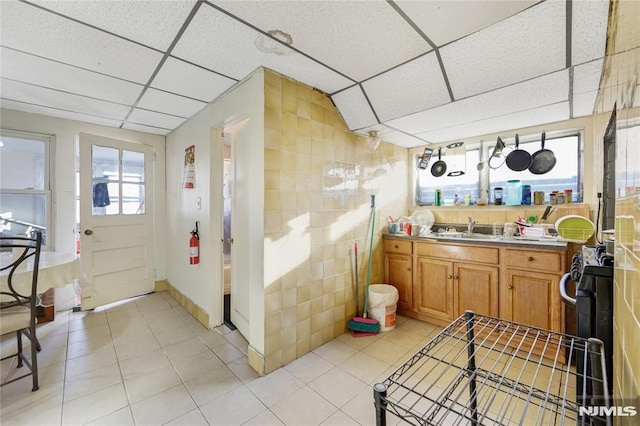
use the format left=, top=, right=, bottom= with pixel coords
left=573, top=59, right=604, bottom=95
left=572, top=0, right=609, bottom=65
left=416, top=102, right=570, bottom=143
left=31, top=0, right=197, bottom=51
left=357, top=126, right=430, bottom=148
left=331, top=86, right=377, bottom=130
left=122, top=122, right=170, bottom=136
left=171, top=3, right=353, bottom=94
left=152, top=57, right=237, bottom=102
left=1, top=79, right=130, bottom=120
left=387, top=70, right=569, bottom=135
left=395, top=0, right=537, bottom=47
left=0, top=47, right=143, bottom=105
left=1, top=99, right=124, bottom=128
left=127, top=109, right=185, bottom=130
left=0, top=1, right=162, bottom=84
left=212, top=0, right=430, bottom=82
left=137, top=88, right=207, bottom=118
left=441, top=0, right=566, bottom=99
left=573, top=91, right=599, bottom=118
left=362, top=52, right=451, bottom=122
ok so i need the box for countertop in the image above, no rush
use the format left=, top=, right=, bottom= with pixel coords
left=384, top=232, right=569, bottom=250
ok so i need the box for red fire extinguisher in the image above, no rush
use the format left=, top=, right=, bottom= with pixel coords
left=189, top=222, right=199, bottom=265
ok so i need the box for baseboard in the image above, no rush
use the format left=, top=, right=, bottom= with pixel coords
left=163, top=282, right=210, bottom=329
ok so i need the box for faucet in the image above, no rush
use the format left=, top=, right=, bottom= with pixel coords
left=467, top=217, right=478, bottom=234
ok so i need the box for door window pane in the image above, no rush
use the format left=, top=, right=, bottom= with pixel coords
left=122, top=150, right=145, bottom=182
left=92, top=145, right=119, bottom=180
left=122, top=183, right=145, bottom=214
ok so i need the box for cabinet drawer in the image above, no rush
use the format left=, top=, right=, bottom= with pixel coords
left=504, top=249, right=562, bottom=272
left=416, top=242, right=499, bottom=264
left=384, top=238, right=412, bottom=255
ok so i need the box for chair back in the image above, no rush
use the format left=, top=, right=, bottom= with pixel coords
left=0, top=232, right=43, bottom=312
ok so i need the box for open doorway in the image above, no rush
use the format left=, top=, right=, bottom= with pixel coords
left=222, top=139, right=234, bottom=329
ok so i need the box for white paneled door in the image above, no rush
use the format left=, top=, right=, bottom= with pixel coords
left=79, top=133, right=154, bottom=310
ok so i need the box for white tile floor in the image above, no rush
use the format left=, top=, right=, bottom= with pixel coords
left=1, top=292, right=445, bottom=426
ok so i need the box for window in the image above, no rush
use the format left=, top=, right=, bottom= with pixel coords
left=0, top=130, right=53, bottom=247
left=415, top=131, right=583, bottom=206
left=488, top=133, right=582, bottom=203
left=417, top=149, right=480, bottom=205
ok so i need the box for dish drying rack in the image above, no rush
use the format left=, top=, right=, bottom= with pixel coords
left=374, top=311, right=611, bottom=426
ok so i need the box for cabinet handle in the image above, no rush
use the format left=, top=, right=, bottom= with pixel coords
left=448, top=274, right=453, bottom=279
left=454, top=275, right=459, bottom=280
left=507, top=285, right=513, bottom=290
left=528, top=256, right=534, bottom=261
left=394, top=245, right=399, bottom=249
left=406, top=267, right=411, bottom=271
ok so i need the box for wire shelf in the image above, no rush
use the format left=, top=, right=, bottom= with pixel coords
left=374, top=311, right=611, bottom=426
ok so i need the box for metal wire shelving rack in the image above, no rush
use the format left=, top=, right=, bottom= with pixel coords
left=374, top=311, right=611, bottom=426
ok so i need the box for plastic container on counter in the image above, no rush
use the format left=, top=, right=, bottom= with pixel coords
left=506, top=180, right=522, bottom=206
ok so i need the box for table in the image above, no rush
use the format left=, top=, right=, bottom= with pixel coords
left=1, top=251, right=81, bottom=299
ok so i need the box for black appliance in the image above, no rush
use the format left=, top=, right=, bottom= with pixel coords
left=560, top=244, right=614, bottom=418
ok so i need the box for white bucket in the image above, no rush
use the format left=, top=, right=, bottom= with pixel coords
left=368, top=284, right=399, bottom=331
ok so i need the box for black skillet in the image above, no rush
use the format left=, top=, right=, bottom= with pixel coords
left=529, top=131, right=557, bottom=174
left=431, top=147, right=447, bottom=177
left=505, top=134, right=532, bottom=171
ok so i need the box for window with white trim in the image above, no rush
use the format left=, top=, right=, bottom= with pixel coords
left=0, top=130, right=54, bottom=247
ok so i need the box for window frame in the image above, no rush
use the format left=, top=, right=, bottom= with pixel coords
left=413, top=129, right=584, bottom=207
left=0, top=129, right=55, bottom=249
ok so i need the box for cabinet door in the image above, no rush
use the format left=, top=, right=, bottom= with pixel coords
left=415, top=257, right=454, bottom=321
left=454, top=263, right=499, bottom=318
left=505, top=269, right=561, bottom=331
left=384, top=254, right=413, bottom=313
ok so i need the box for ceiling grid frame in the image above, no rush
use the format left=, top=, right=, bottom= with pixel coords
left=0, top=0, right=616, bottom=143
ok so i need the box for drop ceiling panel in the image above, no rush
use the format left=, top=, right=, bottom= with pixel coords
left=122, top=122, right=170, bottom=136
left=416, top=102, right=570, bottom=143
left=362, top=52, right=451, bottom=122
left=31, top=0, right=198, bottom=51
left=1, top=79, right=130, bottom=120
left=0, top=47, right=143, bottom=106
left=441, top=0, right=566, bottom=99
left=395, top=0, right=537, bottom=47
left=574, top=59, right=604, bottom=95
left=572, top=0, right=609, bottom=65
left=152, top=58, right=237, bottom=102
left=0, top=99, right=124, bottom=128
left=358, top=125, right=430, bottom=148
left=0, top=1, right=162, bottom=84
left=573, top=91, right=599, bottom=118
left=127, top=108, right=186, bottom=130
left=331, top=86, right=377, bottom=130
left=172, top=4, right=353, bottom=94
left=212, top=0, right=430, bottom=82
left=136, top=89, right=207, bottom=119
left=387, top=70, right=569, bottom=135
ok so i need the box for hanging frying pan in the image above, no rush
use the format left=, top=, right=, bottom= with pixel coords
left=431, top=147, right=447, bottom=177
left=529, top=131, right=557, bottom=174
left=505, top=134, right=532, bottom=171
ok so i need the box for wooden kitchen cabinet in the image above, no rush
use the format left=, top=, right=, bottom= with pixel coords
left=414, top=241, right=499, bottom=326
left=415, top=257, right=454, bottom=322
left=383, top=237, right=413, bottom=314
left=502, top=247, right=565, bottom=332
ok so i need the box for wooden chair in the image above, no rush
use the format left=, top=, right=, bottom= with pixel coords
left=1, top=232, right=42, bottom=391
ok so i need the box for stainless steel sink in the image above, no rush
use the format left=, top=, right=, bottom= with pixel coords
left=461, top=233, right=501, bottom=240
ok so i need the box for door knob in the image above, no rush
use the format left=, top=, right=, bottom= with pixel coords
left=84, top=229, right=93, bottom=236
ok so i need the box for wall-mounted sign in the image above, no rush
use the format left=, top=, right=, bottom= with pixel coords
left=183, top=145, right=195, bottom=189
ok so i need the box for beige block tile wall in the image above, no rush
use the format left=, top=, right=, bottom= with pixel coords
left=262, top=69, right=408, bottom=373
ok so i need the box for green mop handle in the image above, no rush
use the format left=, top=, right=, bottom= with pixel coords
left=363, top=195, right=376, bottom=318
